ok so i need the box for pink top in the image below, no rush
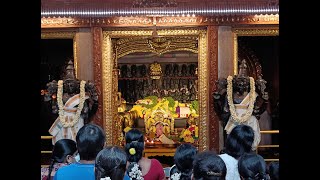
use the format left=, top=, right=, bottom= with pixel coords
left=41, top=163, right=67, bottom=180
left=143, top=159, right=165, bottom=180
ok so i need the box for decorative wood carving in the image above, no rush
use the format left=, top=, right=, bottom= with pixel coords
left=116, top=36, right=198, bottom=58
left=92, top=27, right=104, bottom=128
left=207, top=26, right=219, bottom=151
left=41, top=15, right=279, bottom=28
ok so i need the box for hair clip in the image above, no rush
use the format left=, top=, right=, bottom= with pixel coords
left=129, top=148, right=136, bottom=155
left=100, top=177, right=111, bottom=180
left=206, top=171, right=222, bottom=176
left=170, top=172, right=181, bottom=180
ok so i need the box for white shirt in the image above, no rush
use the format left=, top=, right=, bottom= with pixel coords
left=219, top=153, right=240, bottom=180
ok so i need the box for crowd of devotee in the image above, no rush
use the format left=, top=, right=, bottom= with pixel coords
left=41, top=124, right=279, bottom=180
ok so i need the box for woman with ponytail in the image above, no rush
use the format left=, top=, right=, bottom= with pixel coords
left=124, top=129, right=165, bottom=180
left=95, top=146, right=127, bottom=180
left=238, top=153, right=269, bottom=180
left=41, top=139, right=77, bottom=180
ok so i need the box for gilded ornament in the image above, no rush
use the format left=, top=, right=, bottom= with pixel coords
left=102, top=29, right=209, bottom=150
left=149, top=62, right=162, bottom=79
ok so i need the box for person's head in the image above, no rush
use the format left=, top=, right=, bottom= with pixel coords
left=268, top=162, right=279, bottom=180
left=48, top=139, right=77, bottom=179
left=95, top=146, right=127, bottom=180
left=76, top=123, right=105, bottom=161
left=173, top=143, right=198, bottom=180
left=225, top=125, right=254, bottom=159
left=52, top=139, right=77, bottom=163
left=238, top=153, right=268, bottom=180
left=125, top=129, right=144, bottom=163
left=155, top=122, right=164, bottom=137
left=193, top=151, right=226, bottom=180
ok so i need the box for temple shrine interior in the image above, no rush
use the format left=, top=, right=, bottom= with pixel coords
left=41, top=0, right=279, bottom=177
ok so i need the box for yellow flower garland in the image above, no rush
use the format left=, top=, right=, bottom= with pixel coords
left=226, top=76, right=256, bottom=123
left=57, top=80, right=86, bottom=127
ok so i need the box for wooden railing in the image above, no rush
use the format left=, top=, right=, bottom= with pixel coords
left=41, top=136, right=53, bottom=154
left=256, top=130, right=279, bottom=162
left=41, top=136, right=53, bottom=167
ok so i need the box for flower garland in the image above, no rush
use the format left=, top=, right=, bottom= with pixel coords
left=170, top=172, right=181, bottom=180
left=128, top=163, right=144, bottom=180
left=57, top=80, right=86, bottom=128
left=226, top=76, right=255, bottom=123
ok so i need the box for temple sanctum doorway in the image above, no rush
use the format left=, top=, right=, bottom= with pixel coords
left=98, top=28, right=215, bottom=152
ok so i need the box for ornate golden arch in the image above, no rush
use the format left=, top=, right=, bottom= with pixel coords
left=101, top=29, right=210, bottom=151
left=115, top=36, right=198, bottom=58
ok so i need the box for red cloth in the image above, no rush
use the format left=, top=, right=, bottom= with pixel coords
left=143, top=159, right=165, bottom=180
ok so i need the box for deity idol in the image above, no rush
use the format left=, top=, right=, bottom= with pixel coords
left=45, top=60, right=98, bottom=144
left=213, top=60, right=268, bottom=150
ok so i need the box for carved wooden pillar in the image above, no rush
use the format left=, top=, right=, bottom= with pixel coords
left=207, top=26, right=219, bottom=151
left=91, top=27, right=104, bottom=128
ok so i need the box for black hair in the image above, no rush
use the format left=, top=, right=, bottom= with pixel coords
left=193, top=151, right=226, bottom=180
left=48, top=139, right=77, bottom=180
left=76, top=123, right=105, bottom=161
left=95, top=146, right=127, bottom=180
left=124, top=129, right=144, bottom=163
left=173, top=143, right=198, bottom=180
left=268, top=162, right=279, bottom=180
left=225, top=125, right=254, bottom=159
left=238, top=153, right=269, bottom=180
